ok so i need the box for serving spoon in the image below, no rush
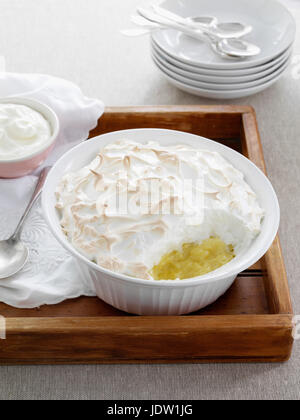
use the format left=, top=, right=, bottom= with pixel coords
left=125, top=15, right=248, bottom=40
left=0, top=167, right=51, bottom=279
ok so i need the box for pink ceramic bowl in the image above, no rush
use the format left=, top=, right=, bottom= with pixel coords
left=0, top=97, right=60, bottom=178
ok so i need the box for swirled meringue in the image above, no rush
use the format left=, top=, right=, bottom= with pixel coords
left=56, top=139, right=264, bottom=280
left=0, top=103, right=51, bottom=160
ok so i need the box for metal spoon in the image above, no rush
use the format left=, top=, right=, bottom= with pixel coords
left=0, top=167, right=51, bottom=279
left=136, top=8, right=260, bottom=58
left=152, top=5, right=252, bottom=39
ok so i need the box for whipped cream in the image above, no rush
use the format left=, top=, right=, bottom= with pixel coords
left=56, top=140, right=264, bottom=280
left=0, top=103, right=51, bottom=160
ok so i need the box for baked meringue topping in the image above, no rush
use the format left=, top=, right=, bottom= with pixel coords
left=55, top=139, right=264, bottom=280
left=0, top=103, right=51, bottom=160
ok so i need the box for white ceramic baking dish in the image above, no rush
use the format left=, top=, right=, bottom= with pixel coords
left=42, top=129, right=280, bottom=315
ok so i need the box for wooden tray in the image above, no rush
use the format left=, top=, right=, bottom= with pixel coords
left=0, top=106, right=293, bottom=364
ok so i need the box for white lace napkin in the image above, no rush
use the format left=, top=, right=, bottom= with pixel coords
left=0, top=73, right=104, bottom=308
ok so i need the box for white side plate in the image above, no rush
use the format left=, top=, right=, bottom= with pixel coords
left=152, top=0, right=296, bottom=70
left=152, top=51, right=291, bottom=90
left=152, top=43, right=292, bottom=83
left=154, top=59, right=290, bottom=99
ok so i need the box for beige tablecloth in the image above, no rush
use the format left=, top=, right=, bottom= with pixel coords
left=0, top=0, right=299, bottom=400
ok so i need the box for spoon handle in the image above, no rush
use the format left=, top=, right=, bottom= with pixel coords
left=150, top=5, right=221, bottom=38
left=151, top=5, right=188, bottom=26
left=11, top=167, right=52, bottom=241
left=121, top=28, right=153, bottom=36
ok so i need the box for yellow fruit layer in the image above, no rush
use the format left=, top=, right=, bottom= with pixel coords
left=151, top=237, right=235, bottom=280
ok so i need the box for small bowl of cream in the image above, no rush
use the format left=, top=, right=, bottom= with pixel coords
left=0, top=97, right=59, bottom=178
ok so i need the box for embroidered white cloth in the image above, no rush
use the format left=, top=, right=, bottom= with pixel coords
left=0, top=73, right=104, bottom=308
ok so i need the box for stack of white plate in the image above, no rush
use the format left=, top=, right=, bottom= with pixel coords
left=151, top=0, right=296, bottom=99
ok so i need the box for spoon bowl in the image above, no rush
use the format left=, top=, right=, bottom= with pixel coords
left=0, top=239, right=28, bottom=279
left=188, top=17, right=253, bottom=38
left=220, top=38, right=261, bottom=57
left=0, top=167, right=50, bottom=280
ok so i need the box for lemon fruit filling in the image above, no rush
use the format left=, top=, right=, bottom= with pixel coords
left=151, top=237, right=235, bottom=280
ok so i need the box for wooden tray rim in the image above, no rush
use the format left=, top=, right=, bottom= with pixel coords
left=0, top=105, right=294, bottom=364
